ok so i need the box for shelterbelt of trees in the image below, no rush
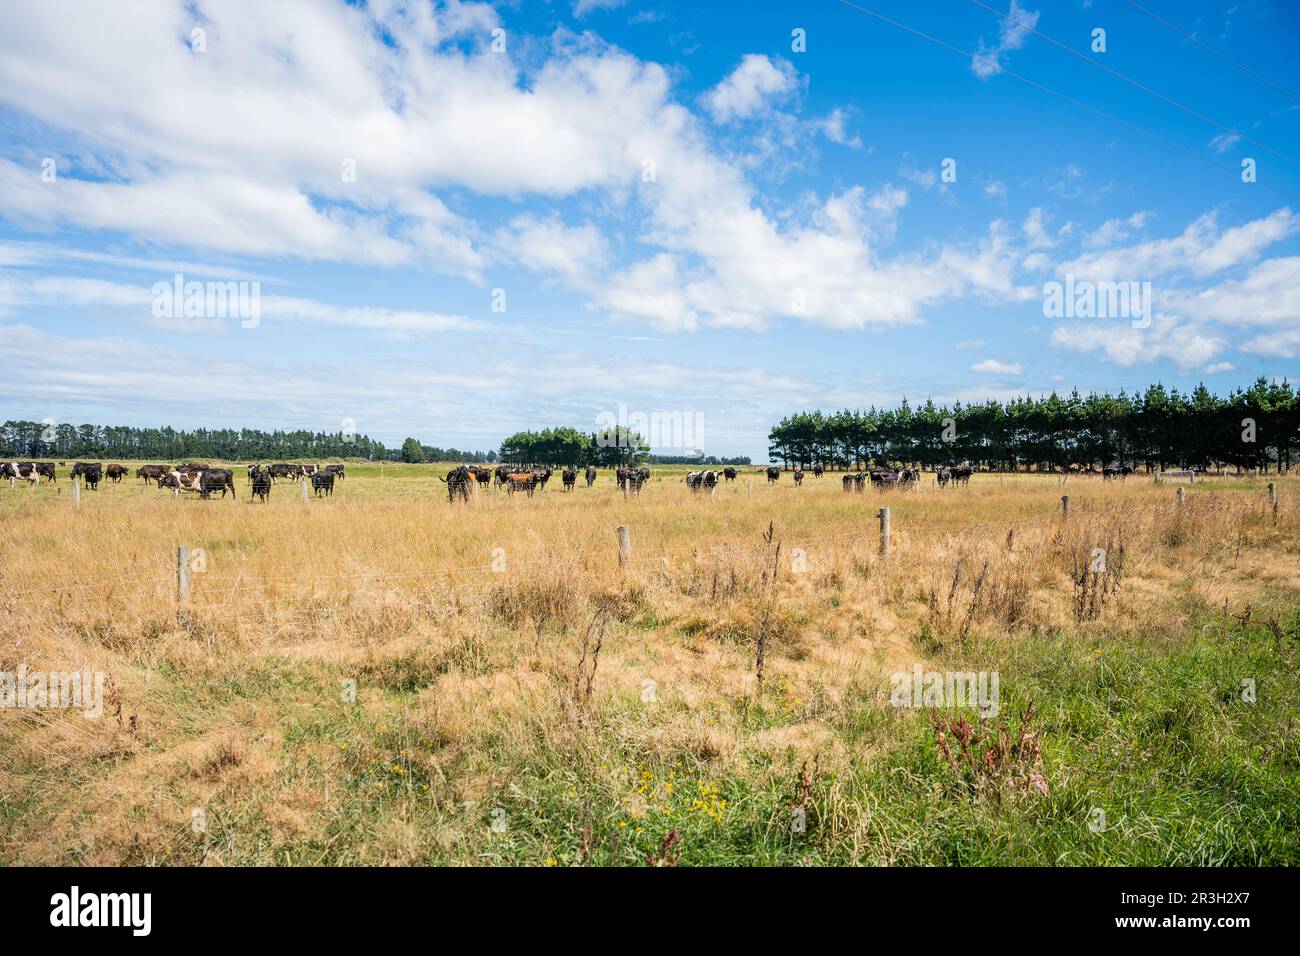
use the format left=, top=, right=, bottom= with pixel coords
left=768, top=380, right=1299, bottom=473
left=495, top=426, right=749, bottom=467
left=1, top=421, right=387, bottom=462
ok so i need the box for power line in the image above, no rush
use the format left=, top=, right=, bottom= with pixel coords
left=1122, top=0, right=1300, bottom=105
left=969, top=0, right=1300, bottom=169
left=832, top=0, right=1300, bottom=203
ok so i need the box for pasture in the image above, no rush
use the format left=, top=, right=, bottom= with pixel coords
left=1, top=463, right=1298, bottom=865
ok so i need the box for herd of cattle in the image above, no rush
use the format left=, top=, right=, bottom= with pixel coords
left=439, top=464, right=657, bottom=501
left=1, top=460, right=346, bottom=500
left=8, top=459, right=1146, bottom=504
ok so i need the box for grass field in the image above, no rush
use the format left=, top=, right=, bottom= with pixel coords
left=1, top=463, right=1297, bottom=865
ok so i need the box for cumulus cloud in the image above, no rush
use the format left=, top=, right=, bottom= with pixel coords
left=705, top=54, right=798, bottom=122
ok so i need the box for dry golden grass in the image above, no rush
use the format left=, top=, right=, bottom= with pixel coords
left=1, top=465, right=1297, bottom=865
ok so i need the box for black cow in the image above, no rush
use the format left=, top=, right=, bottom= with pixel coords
left=766, top=466, right=780, bottom=483
left=440, top=465, right=473, bottom=503
left=81, top=463, right=103, bottom=490
left=562, top=466, right=576, bottom=491
left=813, top=464, right=824, bottom=477
left=324, top=463, right=346, bottom=481
left=32, top=462, right=56, bottom=483
left=311, top=470, right=335, bottom=498
left=723, top=467, right=736, bottom=482
left=202, top=469, right=236, bottom=500
left=793, top=468, right=804, bottom=486
left=250, top=466, right=272, bottom=503
left=70, top=462, right=101, bottom=482
left=268, top=463, right=299, bottom=481
left=585, top=464, right=597, bottom=487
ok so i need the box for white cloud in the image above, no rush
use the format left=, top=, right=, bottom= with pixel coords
left=1061, top=208, right=1298, bottom=281
left=972, top=1, right=1040, bottom=79
left=573, top=0, right=625, bottom=17
left=813, top=108, right=863, bottom=149
left=1084, top=211, right=1151, bottom=249
left=970, top=358, right=1023, bottom=374
left=705, top=54, right=798, bottom=122
left=1209, top=132, right=1242, bottom=153
left=1051, top=313, right=1224, bottom=370
left=1203, top=361, right=1235, bottom=373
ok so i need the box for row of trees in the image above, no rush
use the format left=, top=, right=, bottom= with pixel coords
left=768, top=380, right=1298, bottom=473
left=498, top=426, right=650, bottom=466
left=1, top=421, right=387, bottom=462
left=398, top=439, right=496, bottom=463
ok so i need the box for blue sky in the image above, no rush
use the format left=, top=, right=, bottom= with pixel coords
left=1, top=0, right=1298, bottom=460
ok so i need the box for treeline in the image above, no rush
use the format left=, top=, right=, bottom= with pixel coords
left=768, top=379, right=1298, bottom=473
left=399, top=439, right=497, bottom=463
left=498, top=426, right=650, bottom=466
left=648, top=454, right=752, bottom=465
left=1, top=420, right=387, bottom=461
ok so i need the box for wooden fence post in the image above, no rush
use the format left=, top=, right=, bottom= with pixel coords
left=177, top=545, right=191, bottom=625
left=72, top=478, right=80, bottom=510
left=878, top=507, right=891, bottom=558
left=1176, top=486, right=1185, bottom=505
left=300, top=478, right=309, bottom=507
left=617, top=525, right=631, bottom=566
left=1269, top=482, right=1278, bottom=523
left=1061, top=495, right=1070, bottom=518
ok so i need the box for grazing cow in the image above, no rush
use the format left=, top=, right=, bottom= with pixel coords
left=300, top=464, right=320, bottom=477
left=324, top=463, right=347, bottom=481
left=950, top=466, right=973, bottom=487
left=203, top=468, right=236, bottom=499
left=793, top=468, right=804, bottom=486
left=70, top=462, right=101, bottom=481
left=268, top=464, right=299, bottom=482
left=504, top=472, right=537, bottom=497
left=250, top=466, right=272, bottom=503
left=31, top=462, right=56, bottom=482
left=685, top=470, right=719, bottom=493
left=622, top=471, right=644, bottom=497
left=766, top=466, right=780, bottom=483
left=161, top=469, right=231, bottom=499
left=842, top=473, right=866, bottom=493
left=81, top=463, right=103, bottom=491
left=723, top=467, right=736, bottom=482
left=585, top=464, right=597, bottom=487
left=813, top=464, right=824, bottom=477
left=1102, top=465, right=1134, bottom=481
left=311, top=470, right=335, bottom=498
left=534, top=467, right=554, bottom=491
left=3, top=462, right=39, bottom=487
left=105, top=464, right=128, bottom=483
left=178, top=462, right=210, bottom=472
left=562, top=466, right=577, bottom=491
left=137, top=464, right=170, bottom=486
left=440, top=465, right=474, bottom=503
